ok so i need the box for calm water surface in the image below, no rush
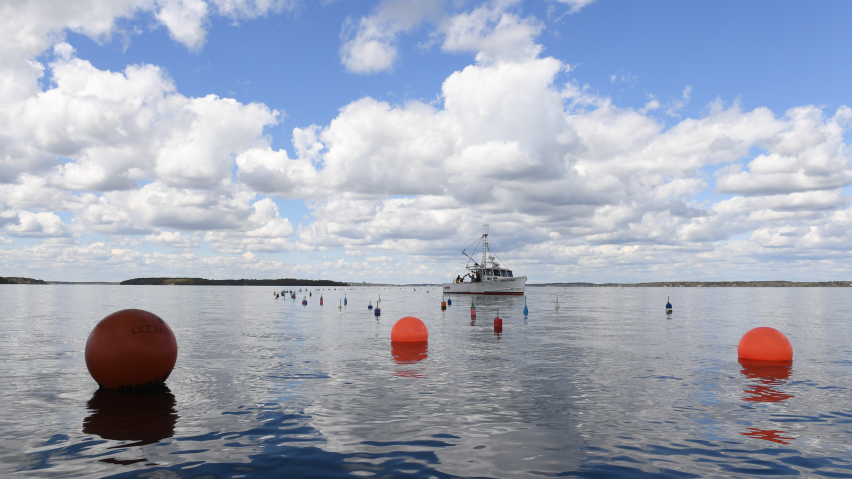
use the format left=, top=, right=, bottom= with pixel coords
left=1, top=285, right=851, bottom=478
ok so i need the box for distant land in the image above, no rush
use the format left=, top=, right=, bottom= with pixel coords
left=3, top=277, right=851, bottom=287
left=0, top=276, right=49, bottom=284
left=120, top=277, right=348, bottom=286
left=532, top=281, right=852, bottom=287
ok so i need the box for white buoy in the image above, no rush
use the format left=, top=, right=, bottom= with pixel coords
left=555, top=297, right=560, bottom=312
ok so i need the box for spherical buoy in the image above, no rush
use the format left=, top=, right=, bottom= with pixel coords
left=738, top=327, right=793, bottom=362
left=391, top=316, right=428, bottom=342
left=85, top=309, right=178, bottom=389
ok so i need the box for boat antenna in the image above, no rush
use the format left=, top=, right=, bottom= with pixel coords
left=482, top=224, right=489, bottom=268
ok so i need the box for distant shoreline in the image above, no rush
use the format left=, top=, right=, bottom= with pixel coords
left=2, top=277, right=851, bottom=287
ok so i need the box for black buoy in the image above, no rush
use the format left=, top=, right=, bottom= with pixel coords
left=666, top=296, right=672, bottom=313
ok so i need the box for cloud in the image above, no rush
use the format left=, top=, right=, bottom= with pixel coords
left=144, top=230, right=202, bottom=248
left=339, top=0, right=439, bottom=74
left=440, top=4, right=544, bottom=63
left=1, top=210, right=71, bottom=237
left=555, top=0, right=597, bottom=14
left=666, top=85, right=692, bottom=117
left=716, top=106, right=852, bottom=195
left=155, top=0, right=210, bottom=51
left=1, top=46, right=278, bottom=195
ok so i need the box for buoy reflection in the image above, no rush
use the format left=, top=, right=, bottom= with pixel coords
left=82, top=386, right=178, bottom=447
left=739, top=358, right=794, bottom=403
left=391, top=342, right=428, bottom=378
left=740, top=427, right=795, bottom=445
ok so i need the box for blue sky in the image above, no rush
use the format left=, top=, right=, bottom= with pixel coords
left=2, top=0, right=852, bottom=283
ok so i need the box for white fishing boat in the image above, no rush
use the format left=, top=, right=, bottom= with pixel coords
left=442, top=225, right=526, bottom=295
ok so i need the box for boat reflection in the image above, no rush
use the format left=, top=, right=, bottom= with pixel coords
left=739, top=358, right=794, bottom=403
left=82, top=386, right=178, bottom=447
left=391, top=342, right=428, bottom=378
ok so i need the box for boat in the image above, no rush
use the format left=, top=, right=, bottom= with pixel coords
left=442, top=225, right=526, bottom=295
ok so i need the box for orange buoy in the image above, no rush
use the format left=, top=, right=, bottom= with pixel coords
left=85, top=309, right=178, bottom=389
left=738, top=327, right=793, bottom=362
left=390, top=316, right=428, bottom=342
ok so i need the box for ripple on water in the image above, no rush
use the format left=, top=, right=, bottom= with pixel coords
left=1, top=285, right=851, bottom=477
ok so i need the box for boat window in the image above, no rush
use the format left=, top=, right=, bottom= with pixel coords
left=500, top=270, right=507, bottom=277
left=507, top=271, right=513, bottom=277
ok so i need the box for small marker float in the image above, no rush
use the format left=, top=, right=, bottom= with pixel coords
left=320, top=295, right=324, bottom=306
left=493, top=310, right=502, bottom=333
left=441, top=301, right=447, bottom=310
left=344, top=295, right=347, bottom=306
left=302, top=296, right=308, bottom=306
left=523, top=296, right=528, bottom=316
left=666, top=296, right=672, bottom=314
left=368, top=300, right=373, bottom=310
left=470, top=299, right=476, bottom=317
left=555, top=297, right=560, bottom=312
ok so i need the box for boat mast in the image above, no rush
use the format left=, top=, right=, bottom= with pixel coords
left=482, top=224, right=489, bottom=270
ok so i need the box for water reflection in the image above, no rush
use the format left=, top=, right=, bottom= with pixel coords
left=391, top=342, right=428, bottom=378
left=82, top=386, right=178, bottom=447
left=741, top=427, right=795, bottom=445
left=739, top=358, right=794, bottom=403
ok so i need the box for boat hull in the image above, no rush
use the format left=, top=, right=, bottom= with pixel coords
left=442, top=276, right=526, bottom=295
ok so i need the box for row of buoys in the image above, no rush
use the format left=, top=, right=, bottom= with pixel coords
left=85, top=296, right=796, bottom=389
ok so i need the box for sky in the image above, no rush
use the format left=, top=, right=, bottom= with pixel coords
left=1, top=0, right=852, bottom=283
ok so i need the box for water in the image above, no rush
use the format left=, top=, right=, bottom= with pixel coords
left=1, top=285, right=851, bottom=478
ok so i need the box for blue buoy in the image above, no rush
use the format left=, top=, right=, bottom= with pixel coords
left=344, top=295, right=347, bottom=306
left=310, top=292, right=312, bottom=297
left=523, top=296, right=528, bottom=316
left=447, top=298, right=452, bottom=306
left=666, top=296, right=672, bottom=313
left=368, top=300, right=373, bottom=310
left=374, top=307, right=381, bottom=317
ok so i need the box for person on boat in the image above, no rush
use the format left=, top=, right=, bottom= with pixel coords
left=456, top=275, right=461, bottom=283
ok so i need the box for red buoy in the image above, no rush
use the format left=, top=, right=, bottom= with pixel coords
left=738, top=327, right=792, bottom=362
left=85, top=309, right=178, bottom=389
left=391, top=316, right=428, bottom=342
left=493, top=317, right=502, bottom=333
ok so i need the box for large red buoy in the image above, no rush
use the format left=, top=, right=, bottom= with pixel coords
left=391, top=316, right=428, bottom=342
left=738, top=327, right=792, bottom=362
left=85, top=309, right=178, bottom=389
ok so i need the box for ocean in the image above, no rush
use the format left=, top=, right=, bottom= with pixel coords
left=1, top=284, right=850, bottom=478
